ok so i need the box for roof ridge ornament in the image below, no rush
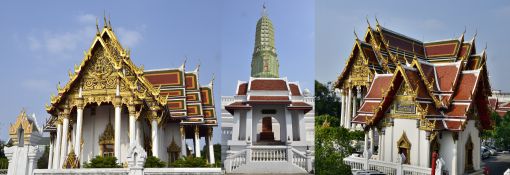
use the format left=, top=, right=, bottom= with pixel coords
left=354, top=28, right=359, bottom=40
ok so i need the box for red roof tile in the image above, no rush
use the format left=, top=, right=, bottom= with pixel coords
left=451, top=73, right=478, bottom=101
left=424, top=41, right=459, bottom=58
left=250, top=80, right=288, bottom=91
left=446, top=104, right=469, bottom=117
left=249, top=96, right=289, bottom=101
left=358, top=101, right=380, bottom=113
left=237, top=83, right=248, bottom=95
left=289, top=84, right=301, bottom=96
left=435, top=65, right=459, bottom=91
left=365, top=75, right=393, bottom=99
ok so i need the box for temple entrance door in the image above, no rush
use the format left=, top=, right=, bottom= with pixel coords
left=429, top=138, right=440, bottom=168
left=260, top=117, right=274, bottom=141
left=397, top=132, right=411, bottom=164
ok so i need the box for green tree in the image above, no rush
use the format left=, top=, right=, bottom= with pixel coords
left=170, top=156, right=208, bottom=167
left=83, top=156, right=122, bottom=168
left=315, top=81, right=341, bottom=123
left=315, top=120, right=354, bottom=175
left=37, top=145, right=50, bottom=169
left=144, top=156, right=166, bottom=168
left=494, top=112, right=510, bottom=150
left=200, top=143, right=222, bottom=167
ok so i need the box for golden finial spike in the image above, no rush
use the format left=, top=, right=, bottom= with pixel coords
left=96, top=18, right=100, bottom=34
left=353, top=28, right=359, bottom=40
left=108, top=13, right=112, bottom=28
left=366, top=16, right=371, bottom=28
left=103, top=10, right=107, bottom=28
left=375, top=15, right=380, bottom=26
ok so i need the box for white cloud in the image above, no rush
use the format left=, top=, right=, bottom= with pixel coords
left=77, top=14, right=97, bottom=24
left=21, top=79, right=53, bottom=93
left=117, top=27, right=143, bottom=48
left=26, top=14, right=144, bottom=59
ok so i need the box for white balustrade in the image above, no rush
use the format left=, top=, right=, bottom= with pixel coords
left=251, top=146, right=287, bottom=162
left=227, top=150, right=247, bottom=172
left=344, top=156, right=431, bottom=175
left=291, top=149, right=307, bottom=170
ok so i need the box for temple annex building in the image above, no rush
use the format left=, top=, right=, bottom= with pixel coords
left=337, top=19, right=491, bottom=175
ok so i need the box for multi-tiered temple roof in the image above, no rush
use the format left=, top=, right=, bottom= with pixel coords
left=337, top=19, right=492, bottom=132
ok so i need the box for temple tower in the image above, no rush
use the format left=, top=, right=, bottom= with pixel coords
left=251, top=5, right=279, bottom=78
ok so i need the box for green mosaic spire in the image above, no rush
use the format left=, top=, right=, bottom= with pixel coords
left=251, top=5, right=279, bottom=78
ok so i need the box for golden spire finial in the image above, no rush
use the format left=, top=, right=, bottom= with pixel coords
left=96, top=17, right=100, bottom=34
left=103, top=10, right=108, bottom=28
left=366, top=16, right=371, bottom=28
left=375, top=15, right=381, bottom=27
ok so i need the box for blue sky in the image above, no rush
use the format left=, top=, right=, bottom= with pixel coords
left=0, top=1, right=222, bottom=143
left=220, top=0, right=315, bottom=96
left=316, top=0, right=510, bottom=93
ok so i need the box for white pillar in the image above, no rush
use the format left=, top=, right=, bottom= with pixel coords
left=298, top=111, right=306, bottom=142
left=151, top=118, right=159, bottom=158
left=207, top=128, right=215, bottom=164
left=48, top=135, right=54, bottom=169
left=194, top=126, right=201, bottom=157
left=53, top=123, right=62, bottom=169
left=60, top=116, right=69, bottom=168
left=75, top=106, right=83, bottom=158
left=370, top=127, right=375, bottom=154
left=363, top=131, right=369, bottom=169
left=180, top=126, right=187, bottom=157
left=136, top=120, right=142, bottom=147
left=452, top=135, right=458, bottom=174
left=352, top=88, right=358, bottom=127
left=346, top=88, right=352, bottom=129
left=246, top=110, right=253, bottom=143
left=129, top=114, right=136, bottom=146
left=340, top=89, right=345, bottom=127
left=114, top=101, right=122, bottom=161
left=232, top=111, right=240, bottom=141
left=285, top=109, right=293, bottom=142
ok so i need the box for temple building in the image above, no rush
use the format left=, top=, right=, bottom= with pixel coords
left=41, top=19, right=218, bottom=169
left=221, top=6, right=315, bottom=174
left=339, top=19, right=492, bottom=175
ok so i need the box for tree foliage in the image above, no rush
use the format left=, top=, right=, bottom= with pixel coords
left=492, top=112, right=510, bottom=150
left=144, top=156, right=166, bottom=168
left=315, top=120, right=354, bottom=175
left=83, top=156, right=122, bottom=168
left=315, top=81, right=340, bottom=119
left=170, top=156, right=208, bottom=167
left=37, top=145, right=50, bottom=169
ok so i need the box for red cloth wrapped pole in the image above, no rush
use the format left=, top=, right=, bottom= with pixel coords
left=431, top=151, right=438, bottom=175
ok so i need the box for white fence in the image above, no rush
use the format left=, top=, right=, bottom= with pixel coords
left=251, top=145, right=287, bottom=161
left=344, top=156, right=431, bottom=175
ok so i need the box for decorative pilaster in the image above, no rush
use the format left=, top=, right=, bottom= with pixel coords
left=351, top=88, right=358, bottom=128
left=114, top=96, right=122, bottom=162
left=180, top=126, right=187, bottom=157
left=207, top=128, right=215, bottom=164
left=369, top=127, right=375, bottom=154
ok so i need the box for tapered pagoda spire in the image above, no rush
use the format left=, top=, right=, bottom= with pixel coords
left=251, top=4, right=279, bottom=78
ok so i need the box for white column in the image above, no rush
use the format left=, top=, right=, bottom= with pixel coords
left=136, top=120, right=142, bottom=146
left=346, top=88, right=353, bottom=128
left=246, top=110, right=253, bottom=143
left=352, top=87, right=358, bottom=127
left=207, top=128, right=215, bottom=164
left=285, top=109, right=293, bottom=142
left=298, top=111, right=306, bottom=142
left=114, top=101, right=122, bottom=161
left=194, top=126, right=201, bottom=157
left=151, top=118, right=159, bottom=158
left=180, top=126, right=187, bottom=157
left=452, top=134, right=458, bottom=174
left=340, top=89, right=345, bottom=127
left=424, top=137, right=430, bottom=167
left=53, top=123, right=62, bottom=169
left=75, top=106, right=83, bottom=158
left=48, top=135, right=54, bottom=169
left=363, top=131, right=369, bottom=168
left=232, top=111, right=240, bottom=141
left=60, top=116, right=69, bottom=168
left=129, top=114, right=136, bottom=146
left=370, top=127, right=375, bottom=154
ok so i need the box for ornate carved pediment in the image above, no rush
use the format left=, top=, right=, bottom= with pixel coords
left=347, top=54, right=372, bottom=88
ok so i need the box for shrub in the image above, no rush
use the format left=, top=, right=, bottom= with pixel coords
left=170, top=156, right=208, bottom=167
left=83, top=156, right=122, bottom=168
left=0, top=158, right=8, bottom=169
left=144, top=156, right=166, bottom=168
left=36, top=145, right=50, bottom=169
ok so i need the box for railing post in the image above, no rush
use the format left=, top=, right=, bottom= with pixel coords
left=305, top=149, right=312, bottom=172
left=225, top=150, right=233, bottom=173
left=396, top=163, right=403, bottom=175
left=246, top=140, right=252, bottom=163
left=287, top=141, right=293, bottom=163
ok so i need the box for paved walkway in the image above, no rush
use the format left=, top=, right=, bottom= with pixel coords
left=483, top=152, right=510, bottom=175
